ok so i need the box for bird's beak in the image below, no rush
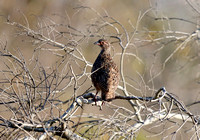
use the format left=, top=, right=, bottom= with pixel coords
left=94, top=41, right=100, bottom=45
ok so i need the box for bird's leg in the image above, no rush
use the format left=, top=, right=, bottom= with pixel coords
left=101, top=101, right=105, bottom=106
left=94, top=91, right=98, bottom=105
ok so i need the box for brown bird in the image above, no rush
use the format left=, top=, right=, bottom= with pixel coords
left=91, top=39, right=120, bottom=104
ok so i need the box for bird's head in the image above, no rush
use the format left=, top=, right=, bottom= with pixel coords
left=94, top=39, right=110, bottom=50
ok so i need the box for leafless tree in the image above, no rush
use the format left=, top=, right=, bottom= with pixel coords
left=0, top=3, right=200, bottom=140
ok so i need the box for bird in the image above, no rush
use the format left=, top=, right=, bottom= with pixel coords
left=91, top=39, right=120, bottom=105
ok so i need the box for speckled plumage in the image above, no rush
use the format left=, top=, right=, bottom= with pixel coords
left=91, top=39, right=120, bottom=101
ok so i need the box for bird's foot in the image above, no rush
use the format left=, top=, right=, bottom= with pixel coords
left=92, top=95, right=100, bottom=106
left=92, top=97, right=104, bottom=110
left=99, top=101, right=105, bottom=110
